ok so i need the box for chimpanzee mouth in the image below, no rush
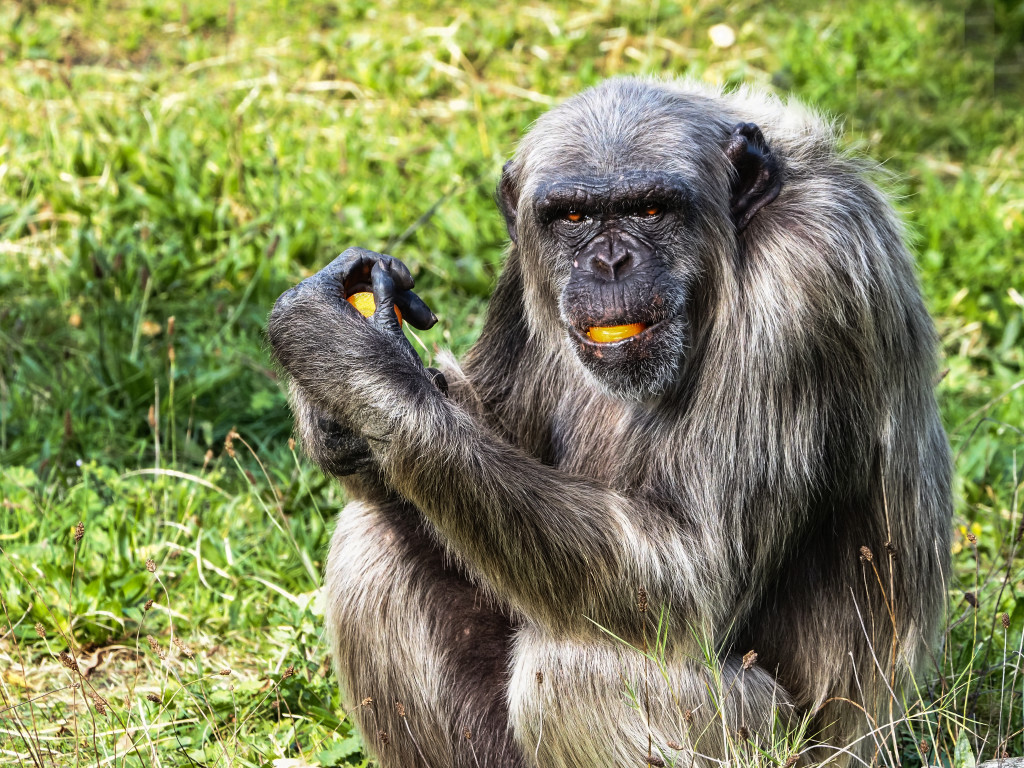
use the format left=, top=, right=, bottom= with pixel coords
left=586, top=322, right=648, bottom=343
left=568, top=315, right=670, bottom=349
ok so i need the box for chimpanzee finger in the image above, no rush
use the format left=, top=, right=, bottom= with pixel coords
left=369, top=260, right=405, bottom=336
left=377, top=254, right=416, bottom=292
left=315, top=247, right=380, bottom=299
left=393, top=290, right=438, bottom=330
left=272, top=247, right=371, bottom=322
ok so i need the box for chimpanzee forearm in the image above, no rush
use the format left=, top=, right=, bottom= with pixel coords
left=269, top=261, right=741, bottom=637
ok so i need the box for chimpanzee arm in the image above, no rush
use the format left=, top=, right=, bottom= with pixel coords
left=268, top=251, right=742, bottom=638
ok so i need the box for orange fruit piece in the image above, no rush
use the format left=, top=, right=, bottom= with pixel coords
left=587, top=323, right=646, bottom=343
left=347, top=292, right=402, bottom=324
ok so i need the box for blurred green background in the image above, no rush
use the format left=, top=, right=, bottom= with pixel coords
left=0, top=1, right=1021, bottom=765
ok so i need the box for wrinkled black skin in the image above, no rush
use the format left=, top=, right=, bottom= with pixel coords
left=272, top=123, right=778, bottom=479
left=544, top=171, right=689, bottom=324
left=540, top=172, right=693, bottom=391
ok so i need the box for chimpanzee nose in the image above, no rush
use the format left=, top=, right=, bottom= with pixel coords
left=590, top=238, right=632, bottom=280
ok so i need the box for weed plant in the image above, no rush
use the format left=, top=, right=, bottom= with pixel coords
left=1, top=0, right=1021, bottom=765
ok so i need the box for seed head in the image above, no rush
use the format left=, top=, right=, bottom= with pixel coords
left=919, top=740, right=930, bottom=754
left=966, top=531, right=977, bottom=544
left=784, top=755, right=799, bottom=768
left=736, top=725, right=750, bottom=740
left=58, top=650, right=79, bottom=673
left=144, top=599, right=154, bottom=611
left=742, top=650, right=758, bottom=670
left=282, top=665, right=295, bottom=679
left=288, top=437, right=296, bottom=452
left=646, top=756, right=665, bottom=767
left=173, top=637, right=194, bottom=658
left=637, top=587, right=648, bottom=614
left=683, top=709, right=693, bottom=724
left=361, top=697, right=373, bottom=707
left=74, top=522, right=85, bottom=543
left=463, top=729, right=472, bottom=741
left=378, top=730, right=389, bottom=746
left=1001, top=612, right=1010, bottom=629
left=147, top=635, right=165, bottom=659
left=167, top=316, right=175, bottom=337
left=666, top=741, right=682, bottom=750
left=535, top=671, right=543, bottom=687
left=220, top=668, right=231, bottom=676
left=395, top=701, right=406, bottom=717
left=35, top=622, right=45, bottom=639
left=146, top=693, right=162, bottom=704
left=858, top=546, right=873, bottom=563
left=145, top=559, right=156, bottom=573
left=964, top=592, right=978, bottom=608
left=224, top=429, right=239, bottom=459
left=90, top=692, right=108, bottom=716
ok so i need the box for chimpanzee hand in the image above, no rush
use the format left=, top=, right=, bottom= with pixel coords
left=268, top=248, right=446, bottom=459
left=284, top=384, right=375, bottom=478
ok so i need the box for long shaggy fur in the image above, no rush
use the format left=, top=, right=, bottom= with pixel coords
left=268, top=77, right=951, bottom=767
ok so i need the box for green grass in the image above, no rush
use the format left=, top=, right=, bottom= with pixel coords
left=1, top=0, right=1022, bottom=764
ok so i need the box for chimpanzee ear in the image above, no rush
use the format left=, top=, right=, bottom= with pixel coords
left=497, top=160, right=520, bottom=244
left=724, top=122, right=783, bottom=231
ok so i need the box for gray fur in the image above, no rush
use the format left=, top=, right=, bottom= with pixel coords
left=268, top=77, right=951, bottom=767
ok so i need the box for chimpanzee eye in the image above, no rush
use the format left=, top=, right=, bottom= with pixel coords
left=625, top=205, right=663, bottom=220
left=565, top=211, right=584, bottom=223
left=631, top=206, right=661, bottom=219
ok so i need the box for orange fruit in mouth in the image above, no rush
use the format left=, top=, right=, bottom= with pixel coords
left=347, top=292, right=402, bottom=324
left=586, top=323, right=646, bottom=343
